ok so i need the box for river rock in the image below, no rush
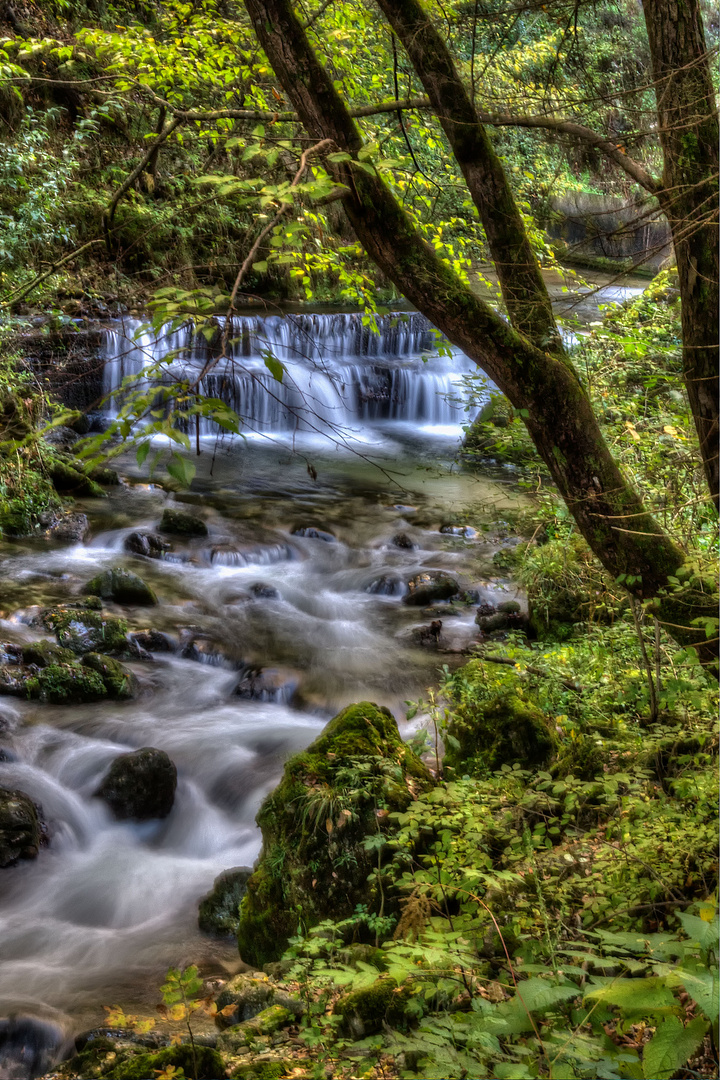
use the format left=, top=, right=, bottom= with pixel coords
left=215, top=975, right=304, bottom=1029
left=235, top=667, right=298, bottom=703
left=0, top=1016, right=68, bottom=1080
left=249, top=581, right=279, bottom=599
left=85, top=568, right=158, bottom=606
left=159, top=508, right=208, bottom=536
left=95, top=747, right=177, bottom=821
left=366, top=574, right=403, bottom=596
left=402, top=571, right=459, bottom=606
left=291, top=525, right=335, bottom=542
left=124, top=531, right=171, bottom=559
left=409, top=620, right=443, bottom=647
left=129, top=629, right=176, bottom=653
left=236, top=702, right=433, bottom=967
left=440, top=524, right=478, bottom=538
left=81, top=653, right=137, bottom=699
left=47, top=456, right=105, bottom=498
left=0, top=787, right=42, bottom=867
left=26, top=662, right=107, bottom=704
left=199, top=867, right=253, bottom=938
left=21, top=640, right=76, bottom=668
left=0, top=667, right=32, bottom=696
left=41, top=601, right=129, bottom=655
left=391, top=532, right=416, bottom=549
left=42, top=511, right=90, bottom=543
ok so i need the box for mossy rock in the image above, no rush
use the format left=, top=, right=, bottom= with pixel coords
left=237, top=702, right=433, bottom=967
left=81, top=653, right=137, bottom=699
left=26, top=662, right=107, bottom=705
left=103, top=1043, right=224, bottom=1079
left=230, top=1059, right=290, bottom=1080
left=445, top=665, right=556, bottom=774
left=334, top=977, right=412, bottom=1037
left=402, top=571, right=459, bottom=606
left=159, top=508, right=208, bottom=536
left=21, top=640, right=76, bottom=668
left=85, top=568, right=157, bottom=606
left=47, top=456, right=106, bottom=498
left=199, top=866, right=252, bottom=937
left=41, top=602, right=129, bottom=656
left=217, top=1005, right=293, bottom=1053
left=0, top=786, right=42, bottom=867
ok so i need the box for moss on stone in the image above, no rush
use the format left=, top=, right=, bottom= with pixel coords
left=26, top=662, right=107, bottom=704
left=81, top=653, right=138, bottom=699
left=230, top=1061, right=290, bottom=1080
left=237, top=702, right=433, bottom=967
left=217, top=1005, right=293, bottom=1053
left=85, top=568, right=157, bottom=606
left=334, top=977, right=412, bottom=1036
left=21, top=639, right=76, bottom=667
left=41, top=603, right=128, bottom=656
left=104, top=1043, right=224, bottom=1079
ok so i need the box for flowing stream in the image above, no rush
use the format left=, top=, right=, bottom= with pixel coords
left=0, top=279, right=645, bottom=1077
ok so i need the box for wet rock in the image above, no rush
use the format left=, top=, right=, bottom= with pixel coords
left=0, top=1015, right=68, bottom=1080
left=0, top=643, right=23, bottom=665
left=64, top=1039, right=222, bottom=1080
left=129, top=629, right=176, bottom=653
left=42, top=511, right=90, bottom=543
left=215, top=974, right=273, bottom=1026
left=497, top=600, right=522, bottom=614
left=291, top=526, right=335, bottom=542
left=198, top=867, right=253, bottom=938
left=179, top=631, right=237, bottom=667
left=95, top=747, right=177, bottom=821
left=475, top=605, right=528, bottom=635
left=85, top=568, right=158, bottom=606
left=216, top=1005, right=293, bottom=1050
left=0, top=787, right=42, bottom=867
left=366, top=574, right=403, bottom=596
left=159, top=508, right=208, bottom=537
left=124, top=531, right=171, bottom=559
left=42, top=425, right=80, bottom=450
left=236, top=702, right=433, bottom=967
left=0, top=667, right=31, bottom=697
left=249, top=581, right=279, bottom=599
left=402, top=571, right=459, bottom=606
left=41, top=602, right=129, bottom=656
left=235, top=667, right=298, bottom=704
left=391, top=532, right=415, bottom=549
left=26, top=662, right=107, bottom=704
left=440, top=524, right=478, bottom=538
left=410, top=620, right=443, bottom=647
left=81, top=654, right=137, bottom=699
left=475, top=602, right=497, bottom=619
left=88, top=464, right=119, bottom=486
left=21, top=640, right=76, bottom=668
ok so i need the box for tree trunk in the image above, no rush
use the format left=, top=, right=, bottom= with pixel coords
left=243, top=0, right=717, bottom=661
left=376, top=0, right=563, bottom=354
left=643, top=0, right=719, bottom=510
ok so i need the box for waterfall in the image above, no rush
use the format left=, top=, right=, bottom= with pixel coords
left=100, top=313, right=484, bottom=435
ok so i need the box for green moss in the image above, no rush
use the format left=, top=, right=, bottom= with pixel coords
left=21, top=640, right=76, bottom=667
left=81, top=653, right=137, bottom=698
left=42, top=603, right=128, bottom=655
left=230, top=1061, right=290, bottom=1080
left=237, top=702, right=433, bottom=967
left=217, top=1005, right=293, bottom=1053
left=104, top=1044, right=224, bottom=1079
left=26, top=662, right=107, bottom=704
left=334, top=977, right=412, bottom=1035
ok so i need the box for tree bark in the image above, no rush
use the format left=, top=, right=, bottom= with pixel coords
left=642, top=0, right=719, bottom=510
left=376, top=0, right=563, bottom=353
left=243, top=0, right=717, bottom=661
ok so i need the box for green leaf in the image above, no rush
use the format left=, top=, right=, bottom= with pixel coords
left=166, top=455, right=196, bottom=488
left=263, top=352, right=284, bottom=383
left=642, top=1016, right=708, bottom=1080
left=666, top=963, right=719, bottom=1020
left=676, top=912, right=720, bottom=955
left=584, top=977, right=678, bottom=1015
left=136, top=442, right=150, bottom=467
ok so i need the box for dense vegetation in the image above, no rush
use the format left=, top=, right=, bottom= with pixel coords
left=0, top=0, right=717, bottom=1078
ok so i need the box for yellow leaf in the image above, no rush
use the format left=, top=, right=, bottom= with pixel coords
left=663, top=424, right=678, bottom=436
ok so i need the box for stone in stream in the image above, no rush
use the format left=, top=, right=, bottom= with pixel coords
left=366, top=574, right=403, bottom=596
left=85, top=568, right=158, bottom=606
left=391, top=531, right=416, bottom=549
left=81, top=653, right=138, bottom=699
left=41, top=601, right=129, bottom=656
left=0, top=787, right=43, bottom=867
left=440, top=524, right=478, bottom=538
left=95, top=747, right=177, bottom=821
left=236, top=702, right=433, bottom=967
left=124, top=531, right=171, bottom=559
left=0, top=1016, right=69, bottom=1080
left=128, top=628, right=176, bottom=653
left=40, top=511, right=90, bottom=543
left=402, top=571, right=459, bottom=606
left=198, top=866, right=253, bottom=938
left=21, top=640, right=76, bottom=668
left=159, top=508, right=208, bottom=537
left=234, top=667, right=298, bottom=703
left=291, top=525, right=335, bottom=542
left=26, top=662, right=107, bottom=705
left=249, top=581, right=279, bottom=599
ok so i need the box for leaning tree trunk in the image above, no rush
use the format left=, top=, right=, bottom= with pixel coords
left=376, top=0, right=563, bottom=354
left=643, top=0, right=719, bottom=510
left=243, top=0, right=717, bottom=663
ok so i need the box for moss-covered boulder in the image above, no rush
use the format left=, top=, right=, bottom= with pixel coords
left=199, top=866, right=252, bottom=937
left=81, top=653, right=138, bottom=699
left=85, top=568, right=157, bottom=606
left=215, top=974, right=304, bottom=1029
left=217, top=1005, right=293, bottom=1053
left=21, top=640, right=76, bottom=668
left=41, top=601, right=129, bottom=656
left=236, top=702, right=433, bottom=967
left=95, top=747, right=177, bottom=821
left=402, top=571, right=459, bottom=606
left=47, top=456, right=106, bottom=498
left=0, top=787, right=42, bottom=867
left=159, top=508, right=208, bottom=536
left=444, top=660, right=557, bottom=775
left=334, top=977, right=412, bottom=1037
left=26, top=662, right=107, bottom=704
left=102, top=1043, right=223, bottom=1079
left=124, top=531, right=171, bottom=559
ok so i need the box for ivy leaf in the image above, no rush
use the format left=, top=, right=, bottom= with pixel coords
left=642, top=1016, right=708, bottom=1080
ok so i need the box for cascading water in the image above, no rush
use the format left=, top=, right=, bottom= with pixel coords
left=100, top=312, right=484, bottom=434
